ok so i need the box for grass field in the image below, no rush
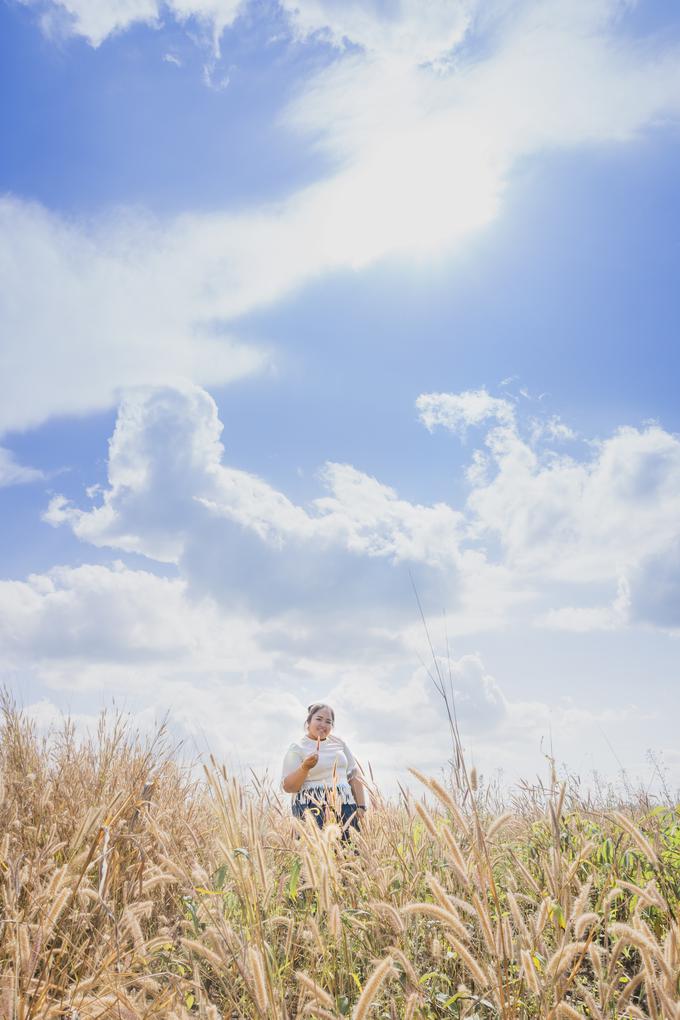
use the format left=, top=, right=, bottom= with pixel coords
left=1, top=699, right=679, bottom=1020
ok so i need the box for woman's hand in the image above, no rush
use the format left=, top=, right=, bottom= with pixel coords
left=282, top=737, right=320, bottom=793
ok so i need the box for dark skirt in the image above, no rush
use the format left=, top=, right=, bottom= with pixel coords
left=292, top=794, right=360, bottom=840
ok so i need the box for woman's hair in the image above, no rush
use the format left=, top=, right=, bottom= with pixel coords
left=305, top=703, right=335, bottom=727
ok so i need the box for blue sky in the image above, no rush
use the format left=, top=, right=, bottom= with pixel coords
left=2, top=0, right=680, bottom=794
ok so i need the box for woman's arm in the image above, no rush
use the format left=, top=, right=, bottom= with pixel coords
left=349, top=773, right=366, bottom=810
left=282, top=751, right=319, bottom=793
left=342, top=740, right=366, bottom=811
left=282, top=762, right=310, bottom=793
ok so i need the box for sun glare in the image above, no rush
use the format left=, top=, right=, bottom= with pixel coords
left=320, top=117, right=503, bottom=268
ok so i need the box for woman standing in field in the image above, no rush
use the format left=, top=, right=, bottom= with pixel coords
left=281, top=703, right=366, bottom=837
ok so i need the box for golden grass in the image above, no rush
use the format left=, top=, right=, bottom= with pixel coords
left=1, top=698, right=679, bottom=1019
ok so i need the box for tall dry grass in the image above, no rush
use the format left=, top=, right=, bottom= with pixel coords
left=1, top=696, right=679, bottom=1019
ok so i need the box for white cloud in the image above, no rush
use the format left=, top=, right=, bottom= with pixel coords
left=27, top=0, right=473, bottom=59
left=3, top=3, right=680, bottom=436
left=537, top=603, right=625, bottom=634
left=4, top=380, right=678, bottom=788
left=627, top=540, right=680, bottom=631
left=468, top=423, right=680, bottom=586
left=0, top=556, right=515, bottom=782
left=0, top=198, right=266, bottom=434
left=417, top=389, right=515, bottom=436
left=44, top=384, right=468, bottom=587
left=418, top=389, right=680, bottom=633
left=280, top=0, right=475, bottom=64
left=32, top=0, right=159, bottom=46
left=0, top=560, right=267, bottom=670
left=284, top=1, right=680, bottom=177
left=0, top=555, right=602, bottom=788
left=0, top=559, right=316, bottom=770
left=23, top=0, right=244, bottom=48
left=530, top=416, right=577, bottom=444
left=0, top=154, right=499, bottom=434
left=45, top=383, right=680, bottom=638
left=0, top=447, right=43, bottom=487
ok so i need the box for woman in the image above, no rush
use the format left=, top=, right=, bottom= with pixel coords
left=281, top=703, right=366, bottom=837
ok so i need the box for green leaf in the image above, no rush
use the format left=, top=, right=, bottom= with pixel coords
left=212, top=863, right=228, bottom=890
left=549, top=902, right=566, bottom=930
left=443, top=991, right=466, bottom=1006
left=182, top=895, right=201, bottom=935
left=599, top=838, right=613, bottom=864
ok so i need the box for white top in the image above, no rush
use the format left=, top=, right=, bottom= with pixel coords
left=281, top=734, right=359, bottom=804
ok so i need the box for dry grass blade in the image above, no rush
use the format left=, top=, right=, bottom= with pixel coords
left=414, top=801, right=439, bottom=842
left=404, top=991, right=422, bottom=1020
left=554, top=1004, right=585, bottom=1019
left=246, top=945, right=269, bottom=1015
left=295, top=972, right=335, bottom=1010
left=401, top=901, right=469, bottom=939
left=388, top=945, right=419, bottom=989
left=611, top=811, right=659, bottom=865
left=609, top=923, right=662, bottom=958
left=181, top=939, right=224, bottom=970
left=546, top=941, right=589, bottom=980
left=487, top=811, right=514, bottom=838
left=521, top=949, right=540, bottom=995
left=409, top=769, right=470, bottom=836
left=442, top=933, right=491, bottom=990
left=301, top=1007, right=339, bottom=1020
left=369, top=900, right=405, bottom=934
left=352, top=956, right=396, bottom=1020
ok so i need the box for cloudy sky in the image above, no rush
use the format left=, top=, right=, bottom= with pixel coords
left=2, top=0, right=680, bottom=796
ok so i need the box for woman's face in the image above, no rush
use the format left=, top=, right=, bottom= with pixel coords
left=307, top=707, right=333, bottom=740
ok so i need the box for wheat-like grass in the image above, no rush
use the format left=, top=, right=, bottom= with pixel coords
left=520, top=948, right=540, bottom=995
left=554, top=1003, right=585, bottom=1019
left=442, top=932, right=491, bottom=989
left=368, top=900, right=404, bottom=934
left=2, top=699, right=678, bottom=1020
left=487, top=811, right=514, bottom=838
left=295, top=971, right=335, bottom=1009
left=351, top=955, right=396, bottom=1020
left=403, top=990, right=421, bottom=1020
left=611, top=811, right=659, bottom=865
left=545, top=940, right=589, bottom=980
left=609, top=922, right=662, bottom=958
left=301, top=1006, right=339, bottom=1020
left=440, top=827, right=470, bottom=886
left=181, top=938, right=224, bottom=970
left=388, top=945, right=419, bottom=989
left=246, top=944, right=269, bottom=1014
left=574, top=911, right=599, bottom=938
left=401, top=901, right=470, bottom=940
left=327, top=902, right=342, bottom=940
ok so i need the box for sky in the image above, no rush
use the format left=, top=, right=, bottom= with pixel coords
left=2, top=0, right=680, bottom=798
